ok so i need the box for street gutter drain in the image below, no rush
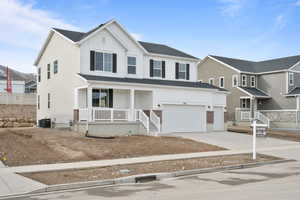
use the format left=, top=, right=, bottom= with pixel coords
left=135, top=175, right=157, bottom=183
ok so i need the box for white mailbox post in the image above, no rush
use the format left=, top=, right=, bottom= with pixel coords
left=251, top=120, right=268, bottom=160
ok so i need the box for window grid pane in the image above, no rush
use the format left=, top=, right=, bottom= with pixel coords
left=104, top=53, right=113, bottom=72
left=153, top=60, right=162, bottom=77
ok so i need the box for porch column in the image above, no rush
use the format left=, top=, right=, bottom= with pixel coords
left=74, top=88, right=79, bottom=109
left=87, top=87, right=93, bottom=122
left=297, top=96, right=300, bottom=110
left=130, top=89, right=135, bottom=121
left=250, top=96, right=255, bottom=120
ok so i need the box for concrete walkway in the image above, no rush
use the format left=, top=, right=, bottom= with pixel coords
left=0, top=168, right=46, bottom=197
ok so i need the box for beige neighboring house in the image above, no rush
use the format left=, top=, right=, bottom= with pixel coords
left=34, top=19, right=227, bottom=135
left=198, top=55, right=300, bottom=129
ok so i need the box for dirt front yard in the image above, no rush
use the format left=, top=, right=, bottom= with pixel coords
left=21, top=154, right=280, bottom=185
left=0, top=128, right=225, bottom=166
left=228, top=126, right=300, bottom=142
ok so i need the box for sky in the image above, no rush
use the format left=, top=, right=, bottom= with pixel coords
left=0, top=0, right=300, bottom=73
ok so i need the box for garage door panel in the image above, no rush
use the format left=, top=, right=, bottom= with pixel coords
left=162, top=105, right=206, bottom=133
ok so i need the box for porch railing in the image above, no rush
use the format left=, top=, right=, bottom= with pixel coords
left=255, top=111, right=270, bottom=128
left=235, top=108, right=270, bottom=128
left=135, top=109, right=149, bottom=133
left=93, top=108, right=129, bottom=121
left=150, top=110, right=161, bottom=133
left=78, top=108, right=89, bottom=121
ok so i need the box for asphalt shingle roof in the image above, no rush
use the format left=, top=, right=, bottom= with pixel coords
left=210, top=55, right=300, bottom=73
left=288, top=87, right=300, bottom=95
left=78, top=74, right=226, bottom=91
left=53, top=25, right=198, bottom=59
left=239, top=87, right=269, bottom=97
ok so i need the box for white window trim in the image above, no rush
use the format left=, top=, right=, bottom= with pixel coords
left=250, top=76, right=256, bottom=87
left=127, top=56, right=137, bottom=75
left=219, top=76, right=225, bottom=88
left=232, top=75, right=238, bottom=87
left=178, top=63, right=187, bottom=80
left=208, top=78, right=214, bottom=85
left=242, top=75, right=247, bottom=87
left=152, top=60, right=163, bottom=78
left=241, top=99, right=247, bottom=108
left=289, top=72, right=294, bottom=86
left=94, top=51, right=114, bottom=72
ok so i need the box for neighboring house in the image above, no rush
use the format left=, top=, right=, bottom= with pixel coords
left=0, top=65, right=36, bottom=94
left=198, top=55, right=300, bottom=128
left=34, top=19, right=227, bottom=135
left=25, top=79, right=37, bottom=93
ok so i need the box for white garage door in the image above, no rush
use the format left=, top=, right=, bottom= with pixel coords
left=162, top=104, right=206, bottom=133
left=213, top=106, right=224, bottom=131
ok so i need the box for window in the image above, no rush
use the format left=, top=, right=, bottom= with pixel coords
left=232, top=75, right=238, bottom=87
left=250, top=76, right=256, bottom=87
left=38, top=68, right=41, bottom=82
left=94, top=52, right=113, bottom=72
left=53, top=60, right=58, bottom=74
left=209, top=78, right=214, bottom=85
left=127, top=56, right=136, bottom=74
left=47, top=93, right=50, bottom=109
left=153, top=60, right=162, bottom=77
left=219, top=77, right=225, bottom=88
left=47, top=64, right=50, bottom=79
left=38, top=95, right=40, bottom=110
left=178, top=64, right=187, bottom=79
left=289, top=72, right=294, bottom=86
left=92, top=89, right=111, bottom=107
left=242, top=75, right=247, bottom=86
left=241, top=99, right=248, bottom=108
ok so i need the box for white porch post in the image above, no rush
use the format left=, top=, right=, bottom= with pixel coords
left=74, top=88, right=79, bottom=109
left=130, top=89, right=135, bottom=121
left=297, top=96, right=300, bottom=110
left=87, top=87, right=93, bottom=122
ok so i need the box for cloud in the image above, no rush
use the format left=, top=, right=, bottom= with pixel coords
left=219, top=0, right=244, bottom=17
left=130, top=33, right=143, bottom=41
left=0, top=0, right=78, bottom=72
left=296, top=0, right=300, bottom=6
left=275, top=14, right=287, bottom=29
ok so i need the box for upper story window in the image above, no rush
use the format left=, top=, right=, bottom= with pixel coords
left=219, top=77, right=225, bottom=88
left=47, top=64, right=51, bottom=79
left=250, top=76, right=256, bottom=87
left=242, top=75, right=247, bottom=87
left=127, top=56, right=136, bottom=74
left=53, top=60, right=58, bottom=74
left=209, top=78, right=214, bottom=85
left=176, top=63, right=190, bottom=80
left=232, top=75, right=238, bottom=87
left=38, top=68, right=41, bottom=82
left=47, top=93, right=50, bottom=109
left=289, top=72, right=294, bottom=86
left=90, top=51, right=117, bottom=73
left=150, top=59, right=165, bottom=78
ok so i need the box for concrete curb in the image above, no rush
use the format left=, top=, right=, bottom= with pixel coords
left=0, top=158, right=294, bottom=199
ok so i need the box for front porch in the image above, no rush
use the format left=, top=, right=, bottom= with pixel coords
left=73, top=86, right=161, bottom=135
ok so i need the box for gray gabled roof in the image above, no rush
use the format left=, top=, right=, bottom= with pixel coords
left=53, top=24, right=198, bottom=59
left=239, top=87, right=270, bottom=97
left=210, top=55, right=300, bottom=73
left=138, top=41, right=197, bottom=59
left=288, top=87, right=300, bottom=96
left=78, top=74, right=227, bottom=91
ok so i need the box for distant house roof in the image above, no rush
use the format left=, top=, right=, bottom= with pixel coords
left=53, top=24, right=198, bottom=59
left=210, top=55, right=300, bottom=73
left=239, top=87, right=270, bottom=98
left=287, top=87, right=300, bottom=96
left=78, top=74, right=227, bottom=91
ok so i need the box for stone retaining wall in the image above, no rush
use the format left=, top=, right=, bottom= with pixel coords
left=0, top=104, right=36, bottom=128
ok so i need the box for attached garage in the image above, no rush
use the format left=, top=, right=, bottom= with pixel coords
left=162, top=104, right=206, bottom=133
left=213, top=106, right=225, bottom=131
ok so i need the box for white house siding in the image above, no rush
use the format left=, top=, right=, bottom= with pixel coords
left=0, top=80, right=25, bottom=93
left=37, top=32, right=84, bottom=122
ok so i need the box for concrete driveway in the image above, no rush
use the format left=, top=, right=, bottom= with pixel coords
left=168, top=131, right=299, bottom=151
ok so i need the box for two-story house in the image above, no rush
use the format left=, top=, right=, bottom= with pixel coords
left=34, top=19, right=227, bottom=135
left=198, top=55, right=300, bottom=129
